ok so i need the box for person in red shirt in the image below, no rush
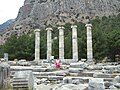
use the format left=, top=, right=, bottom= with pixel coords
left=55, top=59, right=60, bottom=70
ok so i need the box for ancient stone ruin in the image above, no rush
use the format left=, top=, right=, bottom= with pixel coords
left=0, top=24, right=120, bottom=90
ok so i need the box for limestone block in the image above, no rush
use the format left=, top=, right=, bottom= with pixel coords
left=69, top=73, right=79, bottom=76
left=12, top=71, right=34, bottom=89
left=70, top=62, right=85, bottom=68
left=109, top=85, right=117, bottom=89
left=113, top=75, right=120, bottom=83
left=72, top=79, right=81, bottom=85
left=54, top=84, right=88, bottom=90
left=93, top=73, right=112, bottom=78
left=69, top=68, right=83, bottom=73
left=78, top=72, right=94, bottom=77
left=87, top=65, right=103, bottom=70
left=63, top=77, right=72, bottom=84
left=88, top=78, right=105, bottom=90
left=32, top=67, right=47, bottom=72
left=48, top=76, right=64, bottom=80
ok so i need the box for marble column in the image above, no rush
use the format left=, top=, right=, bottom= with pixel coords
left=71, top=25, right=78, bottom=61
left=46, top=27, right=53, bottom=61
left=85, top=24, right=93, bottom=63
left=58, top=26, right=64, bottom=61
left=34, top=29, right=41, bottom=61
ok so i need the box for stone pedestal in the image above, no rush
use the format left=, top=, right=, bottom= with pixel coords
left=85, top=24, right=93, bottom=64
left=71, top=25, right=78, bottom=62
left=58, top=26, right=64, bottom=61
left=34, top=29, right=41, bottom=61
left=46, top=28, right=53, bottom=61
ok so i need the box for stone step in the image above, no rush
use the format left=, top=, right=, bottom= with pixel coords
left=12, top=79, right=28, bottom=82
left=47, top=76, right=64, bottom=80
left=13, top=85, right=28, bottom=88
left=13, top=82, right=28, bottom=85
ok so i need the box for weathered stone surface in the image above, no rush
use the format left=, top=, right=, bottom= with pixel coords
left=48, top=76, right=64, bottom=80
left=63, top=77, right=72, bottom=84
left=71, top=25, right=78, bottom=62
left=113, top=75, right=120, bottom=83
left=12, top=71, right=34, bottom=89
left=69, top=73, right=79, bottom=76
left=53, top=84, right=88, bottom=90
left=93, top=73, right=113, bottom=78
left=86, top=24, right=93, bottom=63
left=78, top=72, right=94, bottom=77
left=87, top=65, right=103, bottom=70
left=88, top=78, right=105, bottom=90
left=104, top=81, right=113, bottom=89
left=70, top=62, right=86, bottom=68
left=58, top=26, right=64, bottom=61
left=63, top=77, right=90, bottom=84
left=69, top=68, right=83, bottom=73
left=46, top=27, right=53, bottom=61
left=114, top=83, right=120, bottom=89
left=72, top=79, right=81, bottom=85
left=34, top=84, right=52, bottom=90
left=34, top=29, right=41, bottom=61
left=109, top=85, right=117, bottom=89
left=0, top=62, right=10, bottom=89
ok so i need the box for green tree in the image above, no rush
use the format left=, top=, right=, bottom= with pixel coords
left=107, top=30, right=120, bottom=61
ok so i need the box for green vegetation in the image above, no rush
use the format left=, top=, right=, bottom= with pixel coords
left=0, top=14, right=120, bottom=62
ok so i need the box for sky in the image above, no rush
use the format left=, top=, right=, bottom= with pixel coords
left=0, top=0, right=25, bottom=24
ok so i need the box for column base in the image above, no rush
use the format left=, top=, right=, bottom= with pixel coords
left=86, top=60, right=94, bottom=65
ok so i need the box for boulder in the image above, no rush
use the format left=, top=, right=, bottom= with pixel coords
left=88, top=78, right=105, bottom=90
left=113, top=75, right=120, bottom=83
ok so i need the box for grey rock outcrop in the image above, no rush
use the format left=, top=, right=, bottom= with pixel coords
left=0, top=0, right=120, bottom=45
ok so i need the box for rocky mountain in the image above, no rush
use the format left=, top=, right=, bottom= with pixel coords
left=0, top=0, right=120, bottom=45
left=0, top=19, right=14, bottom=30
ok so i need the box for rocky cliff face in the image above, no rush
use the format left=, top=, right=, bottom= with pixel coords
left=16, top=0, right=120, bottom=26
left=0, top=0, right=120, bottom=45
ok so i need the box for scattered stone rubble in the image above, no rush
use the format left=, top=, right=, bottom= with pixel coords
left=1, top=60, right=120, bottom=90
left=6, top=60, right=120, bottom=90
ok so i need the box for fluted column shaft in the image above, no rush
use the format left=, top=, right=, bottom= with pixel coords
left=85, top=24, right=93, bottom=63
left=71, top=25, right=78, bottom=61
left=46, top=27, right=53, bottom=61
left=34, top=29, right=41, bottom=61
left=58, top=26, right=64, bottom=61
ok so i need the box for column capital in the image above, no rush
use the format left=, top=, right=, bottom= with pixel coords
left=58, top=26, right=65, bottom=30
left=46, top=27, right=53, bottom=31
left=85, top=24, right=92, bottom=27
left=71, top=25, right=77, bottom=29
left=34, top=29, right=41, bottom=32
